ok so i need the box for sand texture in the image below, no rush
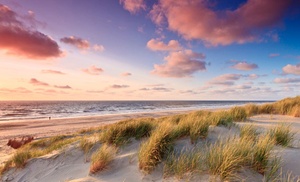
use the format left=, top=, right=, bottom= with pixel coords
left=1, top=112, right=300, bottom=182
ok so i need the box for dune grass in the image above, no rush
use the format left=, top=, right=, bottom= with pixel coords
left=240, top=124, right=258, bottom=141
left=244, top=104, right=259, bottom=116
left=89, top=144, right=117, bottom=173
left=276, top=171, right=300, bottom=182
left=1, top=135, right=79, bottom=174
left=177, top=113, right=211, bottom=143
left=80, top=137, right=96, bottom=154
left=208, top=110, right=233, bottom=127
left=207, top=133, right=275, bottom=180
left=206, top=137, right=253, bottom=179
left=268, top=124, right=295, bottom=147
left=229, top=106, right=247, bottom=122
left=99, top=118, right=155, bottom=146
left=164, top=148, right=203, bottom=178
left=252, top=135, right=275, bottom=174
left=2, top=95, right=300, bottom=179
left=138, top=121, right=176, bottom=173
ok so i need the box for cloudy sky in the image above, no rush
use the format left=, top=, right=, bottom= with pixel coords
left=0, top=0, right=300, bottom=100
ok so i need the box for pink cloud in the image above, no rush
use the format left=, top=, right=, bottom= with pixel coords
left=60, top=36, right=90, bottom=50
left=231, top=61, right=258, bottom=71
left=82, top=65, right=103, bottom=75
left=121, top=72, right=132, bottom=76
left=274, top=77, right=300, bottom=83
left=140, top=87, right=173, bottom=92
left=269, top=53, right=280, bottom=58
left=282, top=64, right=300, bottom=75
left=149, top=0, right=291, bottom=46
left=0, top=4, right=62, bottom=59
left=209, top=74, right=242, bottom=86
left=0, top=87, right=32, bottom=93
left=151, top=50, right=206, bottom=78
left=41, top=69, right=65, bottom=75
left=110, top=84, right=129, bottom=89
left=147, top=39, right=182, bottom=51
left=29, top=78, right=49, bottom=86
left=120, top=0, right=146, bottom=14
left=93, top=44, right=105, bottom=52
left=54, top=85, right=72, bottom=89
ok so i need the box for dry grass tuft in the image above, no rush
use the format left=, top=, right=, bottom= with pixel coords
left=80, top=137, right=96, bottom=154
left=89, top=144, right=117, bottom=173
left=138, top=121, right=175, bottom=173
left=99, top=118, right=155, bottom=146
left=229, top=106, right=247, bottom=122
left=268, top=124, right=295, bottom=147
left=164, top=148, right=203, bottom=178
left=240, top=124, right=258, bottom=141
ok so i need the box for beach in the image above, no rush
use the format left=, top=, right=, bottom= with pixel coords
left=0, top=110, right=194, bottom=167
left=1, top=106, right=300, bottom=182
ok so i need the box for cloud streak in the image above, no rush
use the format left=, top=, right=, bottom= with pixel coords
left=60, top=36, right=90, bottom=50
left=29, top=78, right=49, bottom=86
left=82, top=65, right=103, bottom=75
left=147, top=39, right=182, bottom=52
left=110, top=84, right=130, bottom=89
left=231, top=61, right=258, bottom=71
left=41, top=70, right=65, bottom=75
left=274, top=77, right=300, bottom=84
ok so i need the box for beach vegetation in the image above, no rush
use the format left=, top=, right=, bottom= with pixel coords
left=80, top=137, right=96, bottom=154
left=268, top=124, right=295, bottom=147
left=251, top=135, right=275, bottom=174
left=1, top=135, right=79, bottom=174
left=244, top=104, right=259, bottom=116
left=229, top=106, right=247, bottom=122
left=208, top=110, right=233, bottom=126
left=90, top=144, right=117, bottom=173
left=206, top=137, right=253, bottom=180
left=163, top=148, right=203, bottom=178
left=99, top=118, right=155, bottom=146
left=240, top=124, right=258, bottom=141
left=138, top=121, right=175, bottom=173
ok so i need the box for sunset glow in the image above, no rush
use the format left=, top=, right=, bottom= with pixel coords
left=0, top=0, right=300, bottom=100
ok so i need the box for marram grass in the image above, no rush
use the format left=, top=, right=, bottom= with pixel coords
left=268, top=124, right=295, bottom=147
left=90, top=144, right=117, bottom=173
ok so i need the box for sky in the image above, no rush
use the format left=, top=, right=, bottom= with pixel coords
left=0, top=0, right=300, bottom=101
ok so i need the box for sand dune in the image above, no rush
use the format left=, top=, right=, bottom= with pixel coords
left=1, top=113, right=300, bottom=181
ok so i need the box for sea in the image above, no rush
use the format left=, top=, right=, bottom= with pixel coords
left=0, top=100, right=272, bottom=122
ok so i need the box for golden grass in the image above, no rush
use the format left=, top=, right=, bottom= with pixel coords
left=208, top=110, right=233, bottom=126
left=90, top=144, right=117, bottom=173
left=207, top=137, right=253, bottom=179
left=268, top=124, right=295, bottom=147
left=164, top=148, right=203, bottom=178
left=252, top=135, right=275, bottom=174
left=207, top=134, right=275, bottom=180
left=2, top=95, right=300, bottom=179
left=138, top=121, right=175, bottom=173
left=80, top=137, right=96, bottom=154
left=240, top=124, right=258, bottom=141
left=229, top=106, right=247, bottom=121
left=99, top=118, right=156, bottom=146
left=244, top=104, right=259, bottom=116
left=1, top=135, right=79, bottom=174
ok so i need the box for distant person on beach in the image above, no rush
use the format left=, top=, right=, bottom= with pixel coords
left=49, top=117, right=51, bottom=120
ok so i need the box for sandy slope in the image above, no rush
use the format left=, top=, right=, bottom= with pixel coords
left=1, top=114, right=300, bottom=181
left=0, top=110, right=192, bottom=167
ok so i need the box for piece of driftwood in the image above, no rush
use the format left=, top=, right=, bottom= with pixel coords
left=7, top=136, right=34, bottom=149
